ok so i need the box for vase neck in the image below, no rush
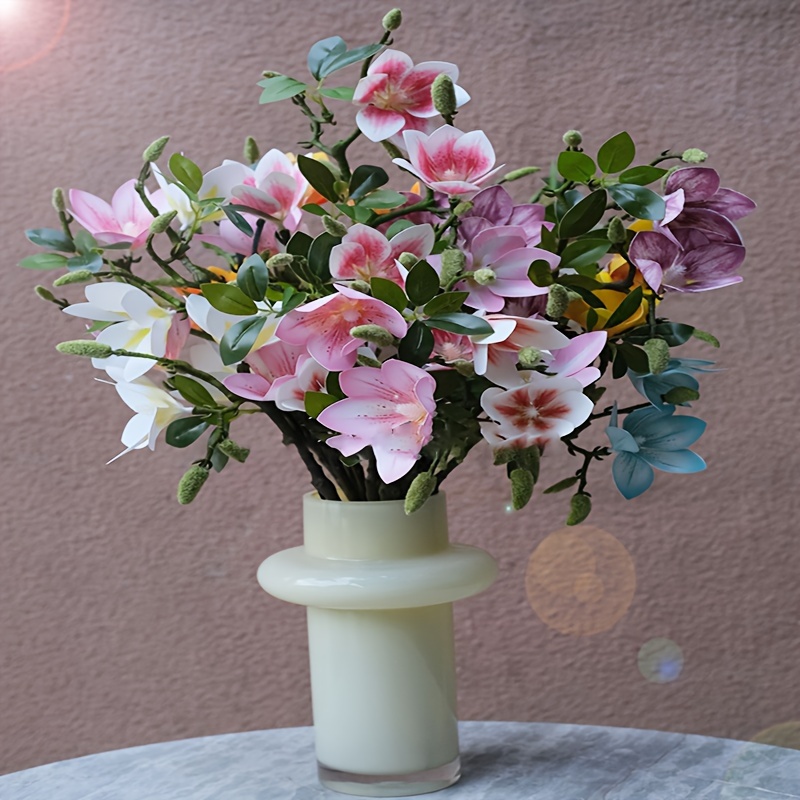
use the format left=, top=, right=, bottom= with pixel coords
left=303, top=493, right=449, bottom=560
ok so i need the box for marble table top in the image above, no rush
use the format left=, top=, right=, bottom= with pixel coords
left=1, top=721, right=798, bottom=799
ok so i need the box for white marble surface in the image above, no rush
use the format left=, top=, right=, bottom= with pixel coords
left=1, top=721, right=798, bottom=799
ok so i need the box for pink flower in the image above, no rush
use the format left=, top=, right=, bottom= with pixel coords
left=330, top=223, right=434, bottom=283
left=353, top=49, right=470, bottom=143
left=198, top=212, right=280, bottom=256
left=223, top=340, right=308, bottom=402
left=318, top=359, right=437, bottom=483
left=545, top=331, right=607, bottom=387
left=270, top=357, right=328, bottom=412
left=69, top=180, right=162, bottom=249
left=432, top=329, right=474, bottom=364
left=275, top=285, right=407, bottom=371
left=393, top=125, right=502, bottom=196
left=480, top=375, right=594, bottom=451
left=455, top=225, right=558, bottom=312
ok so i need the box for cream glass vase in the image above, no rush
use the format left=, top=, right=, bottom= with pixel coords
left=258, top=491, right=497, bottom=797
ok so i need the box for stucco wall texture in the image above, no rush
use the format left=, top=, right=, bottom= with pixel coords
left=1, top=0, right=798, bottom=776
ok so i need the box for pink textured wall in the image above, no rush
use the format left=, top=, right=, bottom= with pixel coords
left=1, top=0, right=798, bottom=775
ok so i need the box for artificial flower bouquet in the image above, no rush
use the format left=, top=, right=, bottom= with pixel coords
left=23, top=9, right=754, bottom=521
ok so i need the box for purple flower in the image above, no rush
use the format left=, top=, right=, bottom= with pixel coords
left=458, top=185, right=550, bottom=247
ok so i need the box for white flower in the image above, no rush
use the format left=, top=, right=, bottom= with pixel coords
left=185, top=294, right=278, bottom=357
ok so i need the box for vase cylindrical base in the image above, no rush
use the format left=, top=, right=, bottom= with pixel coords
left=318, top=755, right=461, bottom=797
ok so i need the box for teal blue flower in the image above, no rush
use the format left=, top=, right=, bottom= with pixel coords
left=629, top=358, right=717, bottom=411
left=606, top=405, right=706, bottom=499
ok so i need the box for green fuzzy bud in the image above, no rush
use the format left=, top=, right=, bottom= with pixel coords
left=546, top=283, right=570, bottom=319
left=404, top=471, right=436, bottom=515
left=472, top=267, right=496, bottom=286
left=562, top=129, right=583, bottom=147
left=350, top=324, right=396, bottom=347
left=607, top=216, right=627, bottom=245
left=149, top=210, right=178, bottom=235
left=177, top=464, right=209, bottom=505
left=51, top=187, right=66, bottom=213
left=643, top=337, right=670, bottom=375
left=510, top=468, right=534, bottom=511
left=34, top=285, right=57, bottom=302
left=382, top=8, right=403, bottom=31
left=243, top=136, right=260, bottom=164
left=217, top=438, right=250, bottom=463
left=381, top=141, right=403, bottom=160
left=53, top=270, right=93, bottom=286
left=518, top=347, right=542, bottom=369
left=356, top=352, right=382, bottom=368
left=431, top=74, right=457, bottom=118
left=566, top=492, right=592, bottom=525
left=681, top=148, right=708, bottom=164
left=262, top=70, right=278, bottom=79
left=56, top=340, right=113, bottom=358
left=501, top=166, right=541, bottom=183
left=397, top=251, right=419, bottom=269
left=452, top=200, right=473, bottom=216
left=662, top=386, right=700, bottom=405
left=440, top=249, right=466, bottom=286
left=266, top=253, right=293, bottom=269
left=322, top=215, right=348, bottom=238
left=350, top=280, right=372, bottom=295
left=142, top=135, right=170, bottom=163
left=453, top=359, right=475, bottom=377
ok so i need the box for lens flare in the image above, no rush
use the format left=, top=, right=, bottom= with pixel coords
left=637, top=637, right=684, bottom=683
left=0, top=0, right=70, bottom=73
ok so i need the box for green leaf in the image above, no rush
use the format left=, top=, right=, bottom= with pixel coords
left=349, top=164, right=389, bottom=201
left=617, top=342, right=649, bottom=373
left=538, top=225, right=559, bottom=253
left=557, top=151, right=596, bottom=183
left=223, top=206, right=254, bottom=236
left=325, top=371, right=346, bottom=399
left=307, top=36, right=347, bottom=79
left=586, top=307, right=599, bottom=331
left=67, top=252, right=103, bottom=272
left=423, top=291, right=469, bottom=316
left=543, top=476, right=580, bottom=494
left=286, top=231, right=313, bottom=258
left=307, top=232, right=339, bottom=280
left=19, top=253, right=68, bottom=270
left=663, top=386, right=700, bottom=404
left=320, top=42, right=384, bottom=78
left=557, top=190, right=607, bottom=239
left=165, top=416, right=209, bottom=448
left=210, top=446, right=229, bottom=472
left=319, top=85, right=355, bottom=101
left=296, top=155, right=339, bottom=203
left=359, top=189, right=407, bottom=210
left=305, top=391, right=338, bottom=418
left=257, top=74, right=307, bottom=103
left=554, top=188, right=585, bottom=221
left=612, top=345, right=628, bottom=378
left=301, top=203, right=328, bottom=216
left=604, top=286, right=643, bottom=331
left=169, top=153, right=203, bottom=194
left=219, top=315, right=267, bottom=365
left=559, top=238, right=612, bottom=271
left=172, top=376, right=216, bottom=408
left=26, top=228, right=75, bottom=252
left=73, top=230, right=98, bottom=254
left=405, top=260, right=440, bottom=306
left=597, top=131, right=635, bottom=174
left=608, top=184, right=666, bottom=220
left=692, top=328, right=720, bottom=348
left=625, top=322, right=694, bottom=347
left=386, top=220, right=415, bottom=238
left=564, top=283, right=606, bottom=309
left=201, top=283, right=258, bottom=316
left=398, top=320, right=434, bottom=366
left=432, top=369, right=462, bottom=399
left=426, top=313, right=494, bottom=336
left=618, top=165, right=668, bottom=186
left=237, top=254, right=268, bottom=301
left=370, top=277, right=408, bottom=313
left=528, top=259, right=554, bottom=287
left=280, top=289, right=307, bottom=314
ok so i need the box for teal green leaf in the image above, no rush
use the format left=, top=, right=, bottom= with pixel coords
left=257, top=74, right=307, bottom=103
left=608, top=184, right=666, bottom=220
left=25, top=228, right=75, bottom=252
left=237, top=254, right=268, bottom=301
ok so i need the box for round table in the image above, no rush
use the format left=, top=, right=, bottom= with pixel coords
left=1, top=721, right=798, bottom=799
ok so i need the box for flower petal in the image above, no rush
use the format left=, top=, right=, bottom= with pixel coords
left=356, top=106, right=406, bottom=143
left=612, top=452, right=655, bottom=499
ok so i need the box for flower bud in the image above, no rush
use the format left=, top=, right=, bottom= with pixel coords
left=243, top=136, right=260, bottom=164
left=510, top=468, right=534, bottom=511
left=472, top=267, right=496, bottom=286
left=350, top=280, right=372, bottom=295
left=546, top=283, right=570, bottom=319
left=53, top=270, right=94, bottom=286
left=266, top=253, right=293, bottom=269
left=217, top=438, right=250, bottom=463
left=350, top=324, right=396, bottom=347
left=517, top=347, right=542, bottom=369
left=566, top=492, right=592, bottom=525
left=397, top=251, right=419, bottom=269
left=452, top=200, right=473, bottom=216
left=453, top=359, right=475, bottom=377
left=322, top=215, right=348, bottom=238
left=681, top=148, right=708, bottom=164
left=431, top=74, right=457, bottom=119
left=501, top=166, right=541, bottom=183
left=562, top=129, right=583, bottom=148
left=644, top=337, right=670, bottom=375
left=404, top=471, right=436, bottom=515
left=381, top=141, right=403, bottom=160
left=440, top=249, right=466, bottom=286
left=261, top=71, right=278, bottom=79
left=34, top=285, right=57, bottom=302
left=356, top=352, right=382, bottom=368
left=142, top=135, right=170, bottom=163
left=177, top=464, right=209, bottom=505
left=149, top=210, right=178, bottom=235
left=382, top=8, right=402, bottom=31
left=607, top=216, right=627, bottom=244
left=56, top=340, right=113, bottom=358
left=51, top=187, right=66, bottom=213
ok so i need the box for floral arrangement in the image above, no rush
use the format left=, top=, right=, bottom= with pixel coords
left=23, top=9, right=754, bottom=522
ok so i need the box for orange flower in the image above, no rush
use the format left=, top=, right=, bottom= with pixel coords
left=176, top=266, right=237, bottom=297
